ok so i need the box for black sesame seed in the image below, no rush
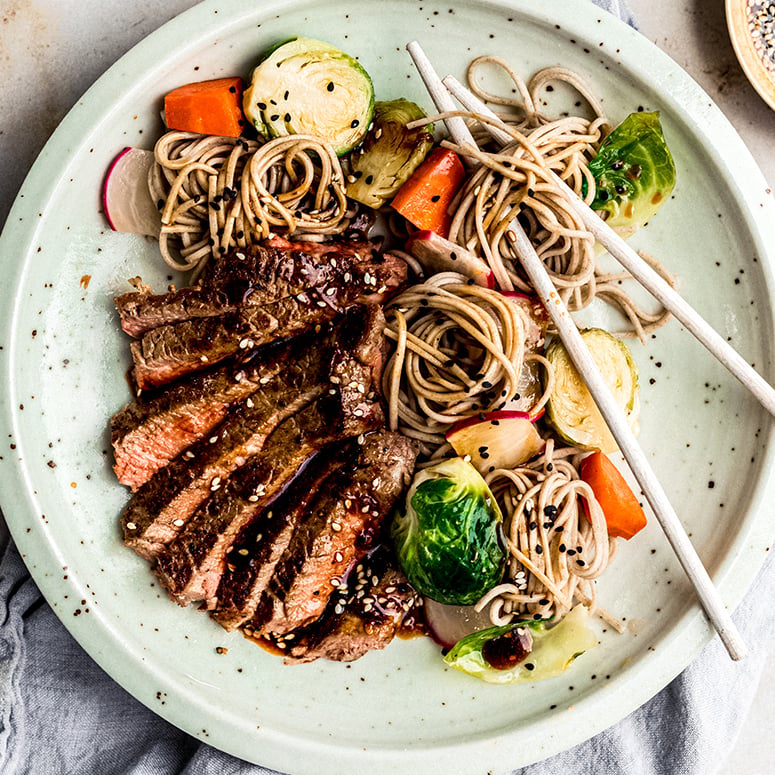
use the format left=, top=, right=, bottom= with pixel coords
left=270, top=114, right=280, bottom=122
left=535, top=545, right=543, bottom=554
left=284, top=113, right=291, bottom=122
left=529, top=521, right=537, bottom=531
left=615, top=185, right=626, bottom=194
left=559, top=543, right=566, bottom=552
left=350, top=119, right=360, bottom=128
left=450, top=251, right=457, bottom=260
left=598, top=190, right=609, bottom=201
left=576, top=559, right=586, bottom=567
left=525, top=662, right=536, bottom=669
left=327, top=81, right=335, bottom=92
left=229, top=86, right=237, bottom=93
left=566, top=549, right=577, bottom=556
left=365, top=174, right=374, bottom=185
left=284, top=90, right=289, bottom=100
left=257, top=102, right=267, bottom=110
left=431, top=194, right=441, bottom=202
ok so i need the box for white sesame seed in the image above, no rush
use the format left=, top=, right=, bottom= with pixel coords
left=184, top=451, right=195, bottom=459
left=173, top=519, right=185, bottom=527
left=238, top=548, right=249, bottom=556
left=334, top=551, right=343, bottom=562
left=209, top=436, right=218, bottom=444
left=125, top=522, right=137, bottom=530
left=331, top=578, right=341, bottom=587
left=259, top=376, right=271, bottom=385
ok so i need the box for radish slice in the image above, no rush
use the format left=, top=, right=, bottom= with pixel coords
left=446, top=410, right=544, bottom=473
left=423, top=598, right=494, bottom=650
left=500, top=291, right=550, bottom=350
left=405, top=230, right=495, bottom=288
left=102, top=148, right=161, bottom=237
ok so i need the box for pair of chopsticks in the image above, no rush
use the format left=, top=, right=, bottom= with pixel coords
left=406, top=41, right=751, bottom=660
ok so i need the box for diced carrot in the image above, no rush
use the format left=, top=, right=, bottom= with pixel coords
left=391, top=148, right=466, bottom=238
left=164, top=76, right=246, bottom=138
left=579, top=452, right=647, bottom=540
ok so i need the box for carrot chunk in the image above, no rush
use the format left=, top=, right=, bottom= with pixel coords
left=579, top=452, right=647, bottom=539
left=391, top=148, right=466, bottom=237
left=164, top=76, right=246, bottom=138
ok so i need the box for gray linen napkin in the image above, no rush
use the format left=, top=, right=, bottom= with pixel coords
left=1, top=1, right=771, bottom=773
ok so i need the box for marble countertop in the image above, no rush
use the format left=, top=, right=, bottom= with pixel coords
left=0, top=0, right=773, bottom=771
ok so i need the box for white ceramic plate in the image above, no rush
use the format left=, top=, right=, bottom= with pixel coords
left=2, top=1, right=775, bottom=772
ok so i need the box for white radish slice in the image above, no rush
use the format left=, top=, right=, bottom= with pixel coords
left=446, top=410, right=544, bottom=474
left=102, top=147, right=161, bottom=237
left=405, top=230, right=494, bottom=288
left=500, top=290, right=550, bottom=351
left=423, top=598, right=494, bottom=650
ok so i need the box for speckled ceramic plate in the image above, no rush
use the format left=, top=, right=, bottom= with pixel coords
left=1, top=1, right=775, bottom=773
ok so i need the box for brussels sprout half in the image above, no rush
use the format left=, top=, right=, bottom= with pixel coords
left=346, top=99, right=434, bottom=209
left=391, top=457, right=506, bottom=606
left=243, top=36, right=374, bottom=156
left=588, top=111, right=676, bottom=240
left=444, top=604, right=598, bottom=684
left=545, top=328, right=639, bottom=454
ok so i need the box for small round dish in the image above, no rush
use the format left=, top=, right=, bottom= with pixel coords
left=726, top=0, right=775, bottom=110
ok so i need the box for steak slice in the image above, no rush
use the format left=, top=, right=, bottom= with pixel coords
left=111, top=332, right=315, bottom=490
left=248, top=430, right=419, bottom=638
left=121, top=384, right=324, bottom=561
left=277, top=553, right=421, bottom=664
left=121, top=305, right=387, bottom=559
left=154, top=393, right=384, bottom=606
left=130, top=253, right=405, bottom=389
left=116, top=237, right=380, bottom=338
left=211, top=443, right=355, bottom=631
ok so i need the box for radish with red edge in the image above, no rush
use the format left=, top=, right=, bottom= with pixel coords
left=500, top=290, right=550, bottom=351
left=102, top=148, right=161, bottom=237
left=423, top=598, right=493, bottom=650
left=405, top=230, right=495, bottom=288
left=446, top=410, right=544, bottom=474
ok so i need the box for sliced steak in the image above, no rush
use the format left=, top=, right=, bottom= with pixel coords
left=121, top=305, right=387, bottom=559
left=211, top=444, right=355, bottom=631
left=116, top=237, right=382, bottom=337
left=154, top=392, right=384, bottom=606
left=130, top=253, right=405, bottom=389
left=277, top=553, right=421, bottom=664
left=111, top=332, right=315, bottom=490
left=122, top=383, right=324, bottom=561
left=248, top=430, right=418, bottom=638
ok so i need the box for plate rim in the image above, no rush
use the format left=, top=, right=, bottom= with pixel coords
left=1, top=0, right=775, bottom=772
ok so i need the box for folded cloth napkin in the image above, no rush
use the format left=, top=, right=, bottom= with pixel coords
left=1, top=1, right=771, bottom=774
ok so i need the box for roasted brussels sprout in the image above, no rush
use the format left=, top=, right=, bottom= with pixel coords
left=346, top=99, right=434, bottom=208
left=243, top=36, right=374, bottom=156
left=391, top=457, right=506, bottom=605
left=545, top=328, right=639, bottom=454
left=588, top=111, right=676, bottom=240
left=444, top=604, right=598, bottom=684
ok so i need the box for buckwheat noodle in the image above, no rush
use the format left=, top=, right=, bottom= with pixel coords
left=427, top=56, right=674, bottom=340
left=148, top=131, right=352, bottom=279
left=481, top=439, right=622, bottom=630
left=382, top=272, right=552, bottom=458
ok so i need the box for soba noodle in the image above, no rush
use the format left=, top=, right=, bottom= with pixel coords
left=481, top=440, right=621, bottom=630
left=412, top=57, right=673, bottom=340
left=148, top=130, right=352, bottom=279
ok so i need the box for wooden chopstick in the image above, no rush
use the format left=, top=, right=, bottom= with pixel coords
left=405, top=42, right=748, bottom=660
left=442, top=73, right=775, bottom=417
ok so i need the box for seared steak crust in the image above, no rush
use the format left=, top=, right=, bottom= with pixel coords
left=211, top=444, right=355, bottom=631
left=129, top=252, right=405, bottom=389
left=154, top=394, right=383, bottom=605
left=249, top=430, right=419, bottom=637
left=112, top=332, right=315, bottom=490
left=278, top=554, right=421, bottom=664
left=116, top=237, right=380, bottom=337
